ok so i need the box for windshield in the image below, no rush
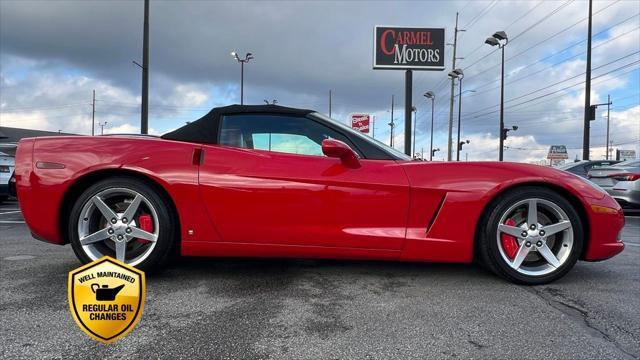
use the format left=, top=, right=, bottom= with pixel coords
left=310, top=112, right=412, bottom=160
left=613, top=160, right=640, bottom=167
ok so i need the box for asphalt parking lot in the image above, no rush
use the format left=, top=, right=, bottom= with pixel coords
left=1, top=200, right=639, bottom=359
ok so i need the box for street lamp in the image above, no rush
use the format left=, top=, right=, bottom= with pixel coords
left=98, top=121, right=108, bottom=135
left=432, top=147, right=441, bottom=159
left=501, top=125, right=518, bottom=157
left=458, top=139, right=470, bottom=151
left=411, top=106, right=417, bottom=157
left=485, top=31, right=508, bottom=161
left=423, top=91, right=435, bottom=161
left=230, top=51, right=254, bottom=105
left=448, top=68, right=466, bottom=161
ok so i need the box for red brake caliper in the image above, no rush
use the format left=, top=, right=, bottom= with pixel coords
left=136, top=214, right=153, bottom=244
left=501, top=218, right=519, bottom=259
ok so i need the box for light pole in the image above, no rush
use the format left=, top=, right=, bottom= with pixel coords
left=231, top=51, right=253, bottom=105
left=389, top=95, right=395, bottom=147
left=449, top=68, right=465, bottom=161
left=98, top=121, right=108, bottom=135
left=423, top=91, right=435, bottom=161
left=485, top=31, right=508, bottom=161
left=411, top=106, right=417, bottom=157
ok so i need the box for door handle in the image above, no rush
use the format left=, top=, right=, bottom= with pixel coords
left=192, top=148, right=204, bottom=165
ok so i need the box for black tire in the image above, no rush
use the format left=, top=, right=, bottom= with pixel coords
left=68, top=176, right=177, bottom=272
left=0, top=196, right=7, bottom=204
left=477, top=186, right=584, bottom=285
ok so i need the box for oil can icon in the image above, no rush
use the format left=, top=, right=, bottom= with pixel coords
left=91, top=284, right=125, bottom=301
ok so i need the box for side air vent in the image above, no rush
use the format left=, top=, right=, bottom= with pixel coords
left=426, top=194, right=446, bottom=234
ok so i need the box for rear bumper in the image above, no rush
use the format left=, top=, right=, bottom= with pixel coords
left=605, top=188, right=640, bottom=209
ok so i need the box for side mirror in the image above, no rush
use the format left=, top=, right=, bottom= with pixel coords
left=322, top=139, right=361, bottom=168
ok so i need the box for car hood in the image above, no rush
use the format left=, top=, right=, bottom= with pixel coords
left=399, top=161, right=609, bottom=201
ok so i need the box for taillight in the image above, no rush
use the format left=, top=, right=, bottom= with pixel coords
left=609, top=173, right=640, bottom=181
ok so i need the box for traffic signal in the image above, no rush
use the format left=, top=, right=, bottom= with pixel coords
left=588, top=105, right=597, bottom=121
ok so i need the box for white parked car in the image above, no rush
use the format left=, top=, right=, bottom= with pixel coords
left=0, top=151, right=15, bottom=203
left=588, top=159, right=640, bottom=210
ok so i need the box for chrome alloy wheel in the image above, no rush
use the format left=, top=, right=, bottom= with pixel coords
left=496, top=198, right=574, bottom=277
left=77, top=188, right=159, bottom=266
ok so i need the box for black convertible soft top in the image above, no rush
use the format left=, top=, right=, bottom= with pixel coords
left=161, top=104, right=314, bottom=144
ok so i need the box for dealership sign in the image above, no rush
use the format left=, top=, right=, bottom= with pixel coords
left=547, top=145, right=569, bottom=160
left=373, top=26, right=445, bottom=70
left=350, top=114, right=371, bottom=133
left=617, top=149, right=636, bottom=161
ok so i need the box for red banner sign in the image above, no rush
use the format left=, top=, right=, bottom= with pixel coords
left=350, top=114, right=371, bottom=133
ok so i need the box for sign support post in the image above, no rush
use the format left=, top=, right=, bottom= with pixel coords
left=404, top=70, right=412, bottom=156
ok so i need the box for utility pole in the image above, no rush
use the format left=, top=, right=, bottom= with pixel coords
left=372, top=115, right=375, bottom=139
left=141, top=0, right=149, bottom=134
left=447, top=12, right=463, bottom=161
left=329, top=89, right=332, bottom=117
left=389, top=95, right=395, bottom=147
left=412, top=107, right=417, bottom=157
left=91, top=89, right=96, bottom=136
left=606, top=94, right=611, bottom=160
left=582, top=0, right=593, bottom=160
left=456, top=74, right=464, bottom=161
left=404, top=70, right=413, bottom=156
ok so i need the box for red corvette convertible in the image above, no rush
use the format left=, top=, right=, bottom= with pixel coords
left=14, top=105, right=625, bottom=284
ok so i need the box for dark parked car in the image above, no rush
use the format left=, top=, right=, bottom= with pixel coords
left=555, top=160, right=619, bottom=178
left=588, top=159, right=640, bottom=210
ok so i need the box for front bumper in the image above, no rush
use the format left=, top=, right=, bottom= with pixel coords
left=582, top=193, right=625, bottom=261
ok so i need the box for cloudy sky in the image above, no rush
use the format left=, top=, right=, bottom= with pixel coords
left=1, top=0, right=638, bottom=162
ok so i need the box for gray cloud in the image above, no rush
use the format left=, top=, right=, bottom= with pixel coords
left=1, top=0, right=638, bottom=160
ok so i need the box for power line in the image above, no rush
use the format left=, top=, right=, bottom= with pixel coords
left=466, top=24, right=640, bottom=94
left=461, top=0, right=576, bottom=71
left=466, top=62, right=640, bottom=121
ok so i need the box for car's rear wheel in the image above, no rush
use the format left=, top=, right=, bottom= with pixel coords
left=69, top=177, right=176, bottom=272
left=477, top=187, right=583, bottom=284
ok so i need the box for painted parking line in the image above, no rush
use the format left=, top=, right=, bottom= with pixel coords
left=0, top=210, right=22, bottom=215
left=0, top=220, right=25, bottom=224
left=625, top=243, right=640, bottom=247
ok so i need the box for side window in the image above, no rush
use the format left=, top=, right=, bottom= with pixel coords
left=578, top=165, right=589, bottom=175
left=219, top=114, right=360, bottom=157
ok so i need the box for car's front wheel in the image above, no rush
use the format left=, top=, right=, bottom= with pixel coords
left=477, top=187, right=584, bottom=284
left=69, top=176, right=176, bottom=272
